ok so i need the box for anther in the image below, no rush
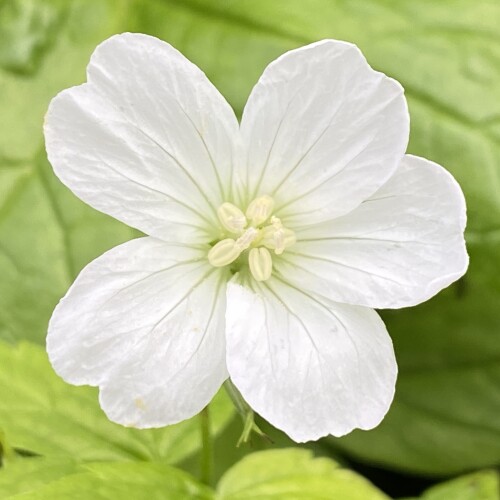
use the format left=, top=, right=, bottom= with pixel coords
left=261, top=225, right=296, bottom=254
left=235, top=227, right=259, bottom=251
left=209, top=198, right=295, bottom=274
left=246, top=195, right=275, bottom=226
left=248, top=247, right=273, bottom=282
left=217, top=202, right=247, bottom=234
left=269, top=216, right=284, bottom=254
left=207, top=239, right=241, bottom=267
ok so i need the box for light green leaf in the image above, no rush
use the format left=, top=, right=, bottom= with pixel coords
left=0, top=341, right=233, bottom=464
left=0, top=153, right=137, bottom=345
left=0, top=0, right=66, bottom=76
left=0, top=460, right=212, bottom=499
left=0, top=458, right=81, bottom=497
left=0, top=451, right=387, bottom=500
left=152, top=0, right=500, bottom=475
left=417, top=470, right=500, bottom=500
left=1, top=0, right=499, bottom=475
left=215, top=449, right=389, bottom=500
left=0, top=0, right=137, bottom=344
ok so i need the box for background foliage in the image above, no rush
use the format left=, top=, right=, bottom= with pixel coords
left=0, top=0, right=499, bottom=498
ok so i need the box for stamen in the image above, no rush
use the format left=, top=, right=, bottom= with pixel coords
left=208, top=239, right=241, bottom=267
left=261, top=225, right=296, bottom=254
left=270, top=216, right=285, bottom=255
left=209, top=198, right=295, bottom=276
left=270, top=216, right=281, bottom=227
left=274, top=228, right=285, bottom=255
left=246, top=195, right=275, bottom=226
left=248, top=247, right=273, bottom=282
left=217, top=202, right=247, bottom=234
left=235, top=227, right=259, bottom=251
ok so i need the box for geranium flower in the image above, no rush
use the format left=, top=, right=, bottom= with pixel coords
left=45, top=34, right=467, bottom=442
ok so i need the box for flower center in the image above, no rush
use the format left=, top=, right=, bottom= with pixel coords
left=207, top=195, right=296, bottom=281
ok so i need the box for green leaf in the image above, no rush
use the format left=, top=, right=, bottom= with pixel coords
left=0, top=341, right=233, bottom=464
left=0, top=0, right=137, bottom=344
left=0, top=451, right=388, bottom=500
left=0, top=0, right=66, bottom=75
left=0, top=458, right=82, bottom=497
left=215, top=449, right=389, bottom=500
left=0, top=460, right=212, bottom=499
left=1, top=0, right=499, bottom=476
left=152, top=0, right=499, bottom=475
left=417, top=470, right=500, bottom=500
left=0, top=154, right=137, bottom=345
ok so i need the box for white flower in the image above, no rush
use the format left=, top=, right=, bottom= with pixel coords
left=44, top=33, right=468, bottom=442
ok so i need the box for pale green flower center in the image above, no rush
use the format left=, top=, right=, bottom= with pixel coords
left=207, top=195, right=296, bottom=281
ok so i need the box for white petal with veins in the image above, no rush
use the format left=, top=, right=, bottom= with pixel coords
left=225, top=278, right=397, bottom=442
left=45, top=33, right=240, bottom=243
left=47, top=237, right=228, bottom=427
left=239, top=39, right=409, bottom=223
left=277, top=155, right=468, bottom=308
left=44, top=34, right=468, bottom=441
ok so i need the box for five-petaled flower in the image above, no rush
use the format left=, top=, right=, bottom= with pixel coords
left=45, top=34, right=468, bottom=442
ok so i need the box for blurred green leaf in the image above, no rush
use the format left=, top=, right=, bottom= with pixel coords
left=0, top=341, right=234, bottom=464
left=156, top=0, right=499, bottom=475
left=0, top=459, right=212, bottom=499
left=216, top=449, right=389, bottom=500
left=415, top=470, right=500, bottom=500
left=0, top=153, right=137, bottom=345
left=0, top=458, right=81, bottom=497
left=0, top=0, right=65, bottom=75
left=0, top=0, right=138, bottom=344
left=0, top=450, right=388, bottom=499
left=0, top=0, right=499, bottom=476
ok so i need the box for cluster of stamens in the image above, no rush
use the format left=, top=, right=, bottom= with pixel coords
left=207, top=195, right=296, bottom=281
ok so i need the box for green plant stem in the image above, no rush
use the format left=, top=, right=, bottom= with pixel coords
left=200, top=405, right=212, bottom=486
left=224, top=379, right=269, bottom=446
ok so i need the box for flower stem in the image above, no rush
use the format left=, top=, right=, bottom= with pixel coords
left=200, top=405, right=212, bottom=486
left=224, top=379, right=270, bottom=446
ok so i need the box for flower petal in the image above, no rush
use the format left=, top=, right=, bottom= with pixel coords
left=239, top=39, right=408, bottom=224
left=225, top=278, right=397, bottom=442
left=44, top=33, right=240, bottom=243
left=47, top=237, right=228, bottom=427
left=278, top=155, right=468, bottom=309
